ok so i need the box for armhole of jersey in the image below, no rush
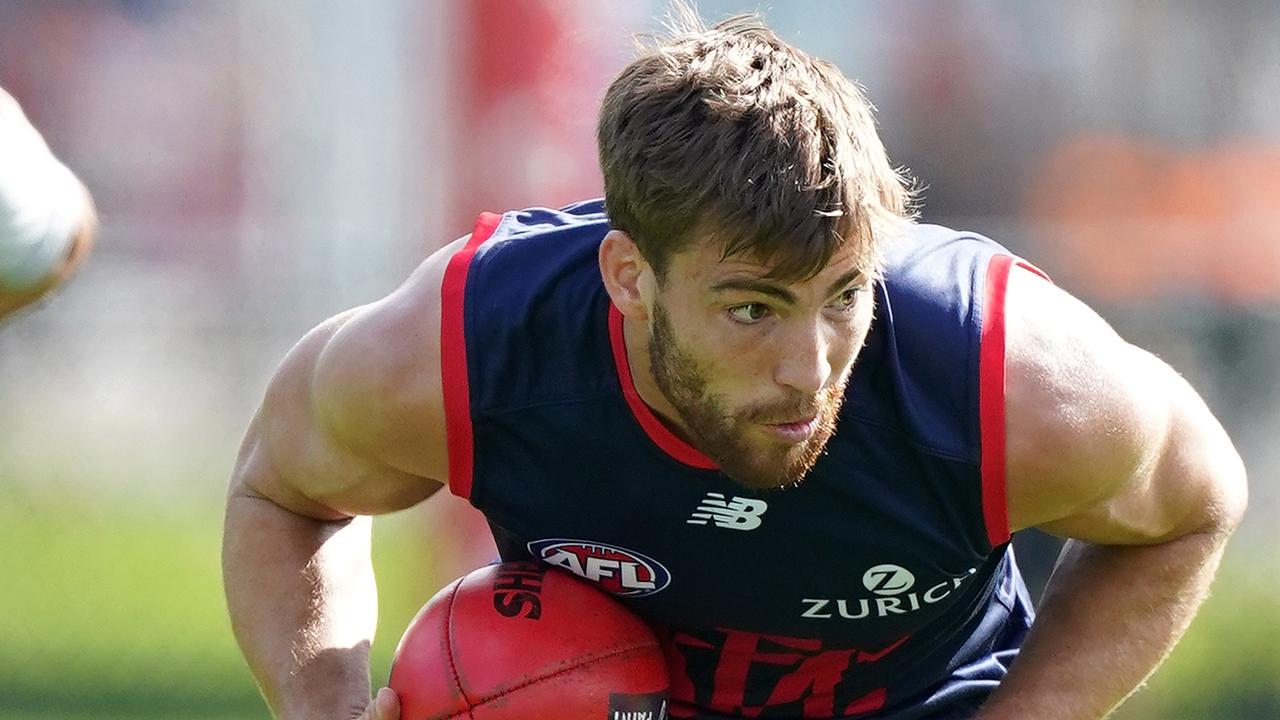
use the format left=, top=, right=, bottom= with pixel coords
left=440, top=211, right=503, bottom=500
left=979, top=255, right=1052, bottom=548
left=979, top=254, right=1014, bottom=548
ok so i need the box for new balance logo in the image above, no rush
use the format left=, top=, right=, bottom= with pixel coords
left=687, top=492, right=768, bottom=531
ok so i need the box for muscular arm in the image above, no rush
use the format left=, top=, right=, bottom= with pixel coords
left=223, top=240, right=463, bottom=720
left=974, top=266, right=1248, bottom=720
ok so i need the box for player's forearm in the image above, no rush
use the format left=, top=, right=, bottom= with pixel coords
left=974, top=532, right=1232, bottom=720
left=222, top=484, right=380, bottom=720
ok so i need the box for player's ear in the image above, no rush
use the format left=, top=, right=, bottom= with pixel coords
left=599, top=229, right=654, bottom=321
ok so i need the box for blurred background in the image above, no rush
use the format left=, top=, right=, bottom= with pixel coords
left=1, top=1, right=1277, bottom=718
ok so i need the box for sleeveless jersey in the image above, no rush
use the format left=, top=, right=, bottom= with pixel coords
left=439, top=199, right=1037, bottom=719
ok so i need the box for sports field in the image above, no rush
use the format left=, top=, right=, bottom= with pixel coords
left=3, top=3, right=1279, bottom=719
left=0, top=499, right=432, bottom=720
left=1, top=494, right=1275, bottom=720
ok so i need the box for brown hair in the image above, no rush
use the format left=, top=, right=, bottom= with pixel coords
left=598, top=5, right=914, bottom=282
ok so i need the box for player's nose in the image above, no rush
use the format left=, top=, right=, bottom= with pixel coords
left=772, top=319, right=832, bottom=396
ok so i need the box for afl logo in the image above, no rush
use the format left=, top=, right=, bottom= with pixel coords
left=527, top=539, right=671, bottom=598
left=862, top=564, right=916, bottom=596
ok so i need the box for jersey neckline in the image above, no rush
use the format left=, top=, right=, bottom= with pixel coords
left=607, top=303, right=719, bottom=470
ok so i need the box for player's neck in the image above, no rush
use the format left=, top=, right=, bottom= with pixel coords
left=621, top=313, right=700, bottom=447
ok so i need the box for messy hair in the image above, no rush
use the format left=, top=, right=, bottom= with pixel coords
left=598, top=4, right=915, bottom=282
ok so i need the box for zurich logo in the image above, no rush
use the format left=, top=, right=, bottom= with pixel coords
left=862, top=564, right=916, bottom=596
left=528, top=539, right=672, bottom=598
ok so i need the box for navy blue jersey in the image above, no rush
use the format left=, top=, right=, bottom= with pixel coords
left=438, top=199, right=1037, bottom=719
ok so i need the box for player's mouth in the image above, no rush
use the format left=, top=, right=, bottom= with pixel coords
left=761, top=416, right=818, bottom=443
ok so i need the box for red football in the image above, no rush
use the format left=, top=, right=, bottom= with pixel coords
left=388, top=562, right=670, bottom=720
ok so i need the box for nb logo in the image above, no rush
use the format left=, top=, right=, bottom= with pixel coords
left=687, top=492, right=768, bottom=531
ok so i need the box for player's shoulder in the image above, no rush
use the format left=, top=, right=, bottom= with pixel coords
left=880, top=223, right=1009, bottom=282
left=873, top=223, right=1012, bottom=356
left=307, top=201, right=611, bottom=476
left=336, top=199, right=606, bottom=369
left=466, top=198, right=610, bottom=269
left=852, top=223, right=1027, bottom=455
left=305, top=232, right=473, bottom=480
left=875, top=223, right=1016, bottom=338
left=1001, top=261, right=1158, bottom=527
left=1002, top=259, right=1128, bottom=428
left=457, top=200, right=620, bottom=410
left=496, top=198, right=609, bottom=236
left=324, top=232, right=461, bottom=372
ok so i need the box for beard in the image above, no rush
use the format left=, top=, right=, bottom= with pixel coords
left=648, top=303, right=848, bottom=490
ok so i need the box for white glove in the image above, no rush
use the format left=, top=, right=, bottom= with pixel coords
left=0, top=96, right=83, bottom=291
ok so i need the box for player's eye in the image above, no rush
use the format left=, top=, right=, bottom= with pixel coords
left=727, top=302, right=772, bottom=324
left=827, top=287, right=862, bottom=311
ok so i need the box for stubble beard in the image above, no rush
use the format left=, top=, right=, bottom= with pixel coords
left=648, top=303, right=847, bottom=490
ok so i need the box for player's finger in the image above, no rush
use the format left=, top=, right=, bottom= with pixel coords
left=367, top=687, right=400, bottom=720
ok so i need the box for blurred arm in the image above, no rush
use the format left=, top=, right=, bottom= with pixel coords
left=0, top=87, right=97, bottom=319
left=974, top=266, right=1248, bottom=720
left=223, top=240, right=463, bottom=720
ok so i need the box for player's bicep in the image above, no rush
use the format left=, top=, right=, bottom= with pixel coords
left=233, top=242, right=461, bottom=519
left=1042, top=359, right=1247, bottom=543
left=1004, top=266, right=1244, bottom=543
left=309, top=236, right=464, bottom=486
left=230, top=310, right=429, bottom=521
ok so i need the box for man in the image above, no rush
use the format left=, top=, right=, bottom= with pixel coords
left=0, top=87, right=96, bottom=321
left=222, top=11, right=1247, bottom=720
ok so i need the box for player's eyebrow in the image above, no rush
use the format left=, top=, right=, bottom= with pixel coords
left=710, top=277, right=797, bottom=304
left=710, top=269, right=866, bottom=305
left=824, top=269, right=867, bottom=298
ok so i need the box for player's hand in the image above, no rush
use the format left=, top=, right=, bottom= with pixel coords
left=0, top=81, right=97, bottom=320
left=354, top=687, right=400, bottom=720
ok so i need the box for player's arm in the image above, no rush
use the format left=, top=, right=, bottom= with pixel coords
left=973, top=265, right=1248, bottom=720
left=222, top=238, right=464, bottom=720
left=0, top=87, right=96, bottom=320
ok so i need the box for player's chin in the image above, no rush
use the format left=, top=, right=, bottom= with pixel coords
left=720, top=443, right=818, bottom=491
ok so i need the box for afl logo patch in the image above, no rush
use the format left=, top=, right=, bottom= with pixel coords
left=527, top=539, right=671, bottom=598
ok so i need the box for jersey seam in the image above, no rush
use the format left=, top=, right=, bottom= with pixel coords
left=840, top=409, right=980, bottom=465
left=470, top=390, right=624, bottom=418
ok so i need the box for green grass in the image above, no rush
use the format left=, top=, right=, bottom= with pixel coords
left=1111, top=558, right=1280, bottom=720
left=0, top=497, right=1275, bottom=719
left=0, top=499, right=440, bottom=719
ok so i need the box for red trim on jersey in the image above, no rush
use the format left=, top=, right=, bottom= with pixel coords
left=979, top=257, right=1052, bottom=547
left=607, top=304, right=719, bottom=470
left=1022, top=261, right=1052, bottom=283
left=440, top=212, right=503, bottom=500
left=979, top=254, right=1014, bottom=548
